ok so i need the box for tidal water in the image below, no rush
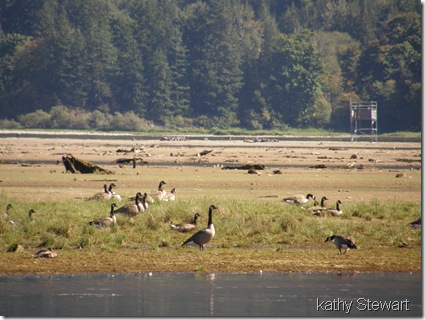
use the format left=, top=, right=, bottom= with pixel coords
left=0, top=272, right=421, bottom=317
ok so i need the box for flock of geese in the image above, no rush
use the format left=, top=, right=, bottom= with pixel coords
left=282, top=192, right=420, bottom=254
left=1, top=185, right=420, bottom=257
left=282, top=193, right=355, bottom=254
left=86, top=180, right=217, bottom=252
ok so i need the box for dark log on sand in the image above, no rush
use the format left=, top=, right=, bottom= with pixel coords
left=221, top=164, right=265, bottom=170
left=62, top=155, right=113, bottom=174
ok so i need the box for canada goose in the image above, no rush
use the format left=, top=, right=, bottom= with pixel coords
left=0, top=204, right=13, bottom=221
left=87, top=184, right=112, bottom=201
left=115, top=192, right=144, bottom=217
left=182, top=205, right=217, bottom=251
left=89, top=203, right=118, bottom=228
left=325, top=235, right=357, bottom=254
left=164, top=188, right=176, bottom=202
left=171, top=213, right=200, bottom=232
left=410, top=218, right=421, bottom=228
left=282, top=193, right=316, bottom=205
left=148, top=180, right=167, bottom=202
left=308, top=196, right=329, bottom=213
left=325, top=200, right=342, bottom=217
left=108, top=183, right=122, bottom=201
left=33, top=247, right=58, bottom=258
left=28, top=209, right=36, bottom=222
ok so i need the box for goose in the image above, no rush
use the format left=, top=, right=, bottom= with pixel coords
left=89, top=203, right=118, bottom=228
left=171, top=213, right=200, bottom=232
left=87, top=184, right=112, bottom=201
left=0, top=204, right=13, bottom=221
left=409, top=218, right=421, bottom=228
left=108, top=183, right=122, bottom=201
left=164, top=188, right=176, bottom=202
left=33, top=247, right=58, bottom=258
left=282, top=193, right=316, bottom=205
left=324, top=200, right=342, bottom=217
left=182, top=205, right=217, bottom=251
left=115, top=192, right=144, bottom=217
left=308, top=196, right=329, bottom=214
left=148, top=180, right=167, bottom=202
left=325, top=235, right=357, bottom=254
left=0, top=204, right=15, bottom=225
left=28, top=209, right=36, bottom=222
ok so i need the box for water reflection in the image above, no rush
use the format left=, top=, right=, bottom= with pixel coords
left=0, top=272, right=421, bottom=317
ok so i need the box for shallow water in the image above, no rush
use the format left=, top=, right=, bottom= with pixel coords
left=0, top=272, right=421, bottom=317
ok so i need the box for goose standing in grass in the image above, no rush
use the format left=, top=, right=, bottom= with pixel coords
left=87, top=184, right=112, bottom=201
left=0, top=204, right=13, bottom=221
left=115, top=192, right=144, bottom=217
left=89, top=203, right=118, bottom=228
left=282, top=193, right=316, bottom=206
left=164, top=188, right=176, bottom=202
left=325, top=200, right=343, bottom=217
left=108, top=183, right=122, bottom=201
left=171, top=213, right=200, bottom=232
left=33, top=247, right=58, bottom=258
left=409, top=218, right=421, bottom=228
left=307, top=196, right=329, bottom=214
left=182, top=205, right=217, bottom=251
left=28, top=209, right=36, bottom=222
left=148, top=180, right=167, bottom=202
left=325, top=235, right=357, bottom=254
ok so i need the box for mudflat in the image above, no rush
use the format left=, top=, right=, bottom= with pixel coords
left=0, top=132, right=421, bottom=274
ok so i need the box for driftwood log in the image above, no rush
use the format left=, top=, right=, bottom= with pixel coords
left=221, top=164, right=265, bottom=170
left=62, top=155, right=113, bottom=174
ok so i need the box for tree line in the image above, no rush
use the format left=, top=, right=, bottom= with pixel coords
left=0, top=0, right=421, bottom=133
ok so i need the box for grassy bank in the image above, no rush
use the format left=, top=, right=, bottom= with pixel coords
left=0, top=191, right=421, bottom=274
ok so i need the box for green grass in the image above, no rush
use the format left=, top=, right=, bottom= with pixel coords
left=0, top=196, right=420, bottom=253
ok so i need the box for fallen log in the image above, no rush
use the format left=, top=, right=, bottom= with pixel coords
left=62, top=155, right=113, bottom=174
left=221, top=164, right=265, bottom=170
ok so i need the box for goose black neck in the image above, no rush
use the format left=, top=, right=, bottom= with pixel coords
left=103, top=185, right=108, bottom=193
left=110, top=204, right=115, bottom=217
left=320, top=197, right=326, bottom=207
left=208, top=208, right=214, bottom=226
left=135, top=193, right=140, bottom=204
left=141, top=194, right=147, bottom=210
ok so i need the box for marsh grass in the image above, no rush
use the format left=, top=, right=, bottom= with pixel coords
left=0, top=195, right=420, bottom=256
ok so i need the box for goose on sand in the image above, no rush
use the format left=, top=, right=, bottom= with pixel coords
left=33, top=247, right=58, bottom=258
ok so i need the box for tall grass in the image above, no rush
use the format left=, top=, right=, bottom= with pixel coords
left=0, top=196, right=420, bottom=252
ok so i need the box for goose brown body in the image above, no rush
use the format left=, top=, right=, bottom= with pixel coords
left=182, top=205, right=217, bottom=251
left=33, top=247, right=58, bottom=258
left=89, top=203, right=117, bottom=228
left=309, top=196, right=329, bottom=215
left=0, top=204, right=13, bottom=221
left=283, top=193, right=316, bottom=205
left=148, top=180, right=167, bottom=202
left=325, top=200, right=342, bottom=217
left=171, top=212, right=200, bottom=232
left=115, top=192, right=145, bottom=217
left=87, top=184, right=112, bottom=201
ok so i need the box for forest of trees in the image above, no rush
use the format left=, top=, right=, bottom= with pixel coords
left=0, top=0, right=421, bottom=133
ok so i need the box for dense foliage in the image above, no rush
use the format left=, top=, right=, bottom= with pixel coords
left=0, top=0, right=421, bottom=132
